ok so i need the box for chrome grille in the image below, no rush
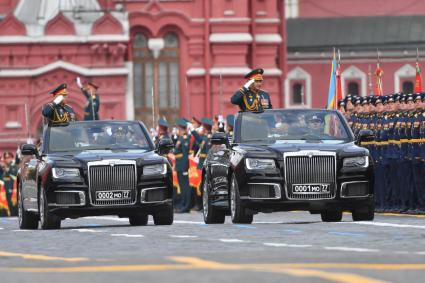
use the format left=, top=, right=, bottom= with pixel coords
left=88, top=160, right=137, bottom=206
left=284, top=151, right=336, bottom=200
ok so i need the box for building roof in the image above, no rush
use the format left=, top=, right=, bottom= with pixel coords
left=287, top=15, right=425, bottom=52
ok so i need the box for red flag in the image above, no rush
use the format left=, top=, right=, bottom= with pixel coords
left=415, top=62, right=422, bottom=93
left=375, top=64, right=384, bottom=96
left=335, top=65, right=343, bottom=110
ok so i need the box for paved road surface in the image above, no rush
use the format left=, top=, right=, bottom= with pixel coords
left=1, top=211, right=425, bottom=283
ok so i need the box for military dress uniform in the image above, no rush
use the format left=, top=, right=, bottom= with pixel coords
left=80, top=82, right=100, bottom=121
left=42, top=83, right=75, bottom=125
left=231, top=68, right=272, bottom=112
left=174, top=119, right=191, bottom=213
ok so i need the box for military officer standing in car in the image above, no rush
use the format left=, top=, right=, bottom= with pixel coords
left=76, top=77, right=100, bottom=120
left=231, top=68, right=272, bottom=112
left=42, top=83, right=75, bottom=125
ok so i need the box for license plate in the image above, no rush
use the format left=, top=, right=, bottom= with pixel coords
left=292, top=184, right=330, bottom=194
left=96, top=190, right=131, bottom=200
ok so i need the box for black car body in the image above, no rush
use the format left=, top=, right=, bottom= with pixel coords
left=18, top=120, right=174, bottom=229
left=202, top=109, right=375, bottom=224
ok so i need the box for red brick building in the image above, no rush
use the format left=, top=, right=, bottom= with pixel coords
left=285, top=0, right=425, bottom=109
left=0, top=0, right=286, bottom=153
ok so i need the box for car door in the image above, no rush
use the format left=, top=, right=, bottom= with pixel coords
left=208, top=143, right=231, bottom=193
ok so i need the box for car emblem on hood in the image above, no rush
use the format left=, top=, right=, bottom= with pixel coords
left=109, top=161, right=115, bottom=167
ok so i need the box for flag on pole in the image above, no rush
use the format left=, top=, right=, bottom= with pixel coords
left=326, top=49, right=337, bottom=109
left=415, top=61, right=422, bottom=93
left=335, top=50, right=343, bottom=110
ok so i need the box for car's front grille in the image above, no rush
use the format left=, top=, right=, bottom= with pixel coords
left=88, top=160, right=137, bottom=206
left=284, top=151, right=336, bottom=200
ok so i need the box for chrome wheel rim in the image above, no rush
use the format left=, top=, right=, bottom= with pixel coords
left=39, top=190, right=44, bottom=226
left=18, top=188, right=23, bottom=226
left=202, top=180, right=208, bottom=219
left=230, top=177, right=236, bottom=219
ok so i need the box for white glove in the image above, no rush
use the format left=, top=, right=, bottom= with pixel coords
left=244, top=79, right=255, bottom=89
left=53, top=95, right=64, bottom=105
left=76, top=77, right=83, bottom=88
left=218, top=115, right=224, bottom=123
left=187, top=122, right=194, bottom=132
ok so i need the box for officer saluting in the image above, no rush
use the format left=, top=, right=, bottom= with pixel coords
left=76, top=77, right=100, bottom=120
left=42, top=83, right=75, bottom=125
left=231, top=68, right=272, bottom=112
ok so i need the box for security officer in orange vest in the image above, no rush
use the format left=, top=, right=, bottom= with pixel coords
left=231, top=68, right=272, bottom=112
left=42, top=83, right=75, bottom=125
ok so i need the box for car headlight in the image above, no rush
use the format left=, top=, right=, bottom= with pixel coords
left=245, top=158, right=276, bottom=170
left=52, top=168, right=80, bottom=179
left=343, top=156, right=369, bottom=168
left=143, top=163, right=167, bottom=176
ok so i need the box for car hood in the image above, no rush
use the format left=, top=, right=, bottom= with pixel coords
left=237, top=142, right=368, bottom=159
left=46, top=149, right=165, bottom=168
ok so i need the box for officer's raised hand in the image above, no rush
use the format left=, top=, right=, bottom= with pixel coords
left=76, top=77, right=83, bottom=89
left=243, top=79, right=255, bottom=90
left=53, top=94, right=64, bottom=105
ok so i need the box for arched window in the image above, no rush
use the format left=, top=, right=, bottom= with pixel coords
left=402, top=81, right=414, bottom=94
left=347, top=82, right=359, bottom=96
left=132, top=32, right=154, bottom=124
left=292, top=83, right=303, bottom=105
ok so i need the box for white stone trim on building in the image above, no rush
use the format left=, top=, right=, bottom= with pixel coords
left=210, top=67, right=251, bottom=76
left=284, top=67, right=312, bottom=109
left=0, top=35, right=129, bottom=44
left=255, top=34, right=282, bottom=44
left=209, top=33, right=253, bottom=43
left=341, top=65, right=367, bottom=97
left=186, top=68, right=206, bottom=77
left=0, top=60, right=129, bottom=77
left=394, top=64, right=415, bottom=92
left=209, top=17, right=250, bottom=23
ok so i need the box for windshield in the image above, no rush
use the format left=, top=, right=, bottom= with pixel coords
left=239, top=110, right=352, bottom=144
left=48, top=122, right=151, bottom=152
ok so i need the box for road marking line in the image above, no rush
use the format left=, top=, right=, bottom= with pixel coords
left=174, top=220, right=205, bottom=225
left=235, top=224, right=256, bottom=229
left=377, top=213, right=425, bottom=218
left=0, top=251, right=89, bottom=262
left=264, top=243, right=312, bottom=248
left=110, top=234, right=144, bottom=238
left=11, top=230, right=31, bottom=232
left=283, top=229, right=302, bottom=233
left=3, top=257, right=390, bottom=283
left=329, top=231, right=366, bottom=237
left=219, top=239, right=248, bottom=243
left=169, top=235, right=198, bottom=238
left=414, top=251, right=425, bottom=255
left=71, top=229, right=105, bottom=233
left=324, top=247, right=379, bottom=253
left=0, top=227, right=3, bottom=230
left=345, top=221, right=425, bottom=229
left=87, top=216, right=128, bottom=222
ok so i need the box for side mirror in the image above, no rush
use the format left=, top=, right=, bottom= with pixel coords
left=357, top=129, right=374, bottom=143
left=20, top=144, right=39, bottom=158
left=157, top=138, right=174, bottom=155
left=211, top=132, right=228, bottom=146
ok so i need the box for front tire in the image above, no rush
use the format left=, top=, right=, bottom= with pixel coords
left=230, top=174, right=253, bottom=224
left=153, top=203, right=174, bottom=225
left=321, top=210, right=343, bottom=222
left=39, top=186, right=61, bottom=230
left=129, top=213, right=149, bottom=226
left=202, top=175, right=225, bottom=224
left=18, top=184, right=38, bottom=230
left=352, top=204, right=375, bottom=221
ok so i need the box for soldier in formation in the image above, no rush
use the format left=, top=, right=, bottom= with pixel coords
left=342, top=92, right=425, bottom=213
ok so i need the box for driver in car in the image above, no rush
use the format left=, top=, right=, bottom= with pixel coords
left=112, top=126, right=128, bottom=144
left=306, top=114, right=329, bottom=138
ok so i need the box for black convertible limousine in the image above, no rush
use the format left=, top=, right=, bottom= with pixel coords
left=202, top=109, right=375, bottom=224
left=18, top=121, right=174, bottom=229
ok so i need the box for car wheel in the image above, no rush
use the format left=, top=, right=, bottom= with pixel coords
left=18, top=184, right=38, bottom=230
left=202, top=175, right=225, bottom=224
left=153, top=203, right=174, bottom=225
left=320, top=210, right=343, bottom=222
left=352, top=205, right=375, bottom=221
left=39, top=186, right=61, bottom=230
left=129, top=213, right=149, bottom=226
left=230, top=174, right=253, bottom=224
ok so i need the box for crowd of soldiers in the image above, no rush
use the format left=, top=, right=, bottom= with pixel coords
left=339, top=92, right=425, bottom=213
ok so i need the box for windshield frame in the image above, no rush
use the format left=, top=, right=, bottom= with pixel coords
left=233, top=109, right=355, bottom=145
left=43, top=120, right=154, bottom=154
